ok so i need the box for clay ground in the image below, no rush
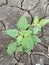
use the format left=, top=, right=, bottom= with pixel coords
left=0, top=0, right=49, bottom=65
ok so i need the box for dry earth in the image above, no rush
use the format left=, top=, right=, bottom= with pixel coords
left=0, top=0, right=49, bottom=65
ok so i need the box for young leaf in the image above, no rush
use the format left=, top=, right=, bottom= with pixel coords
left=16, top=46, right=22, bottom=53
left=21, top=37, right=33, bottom=48
left=32, top=35, right=41, bottom=43
left=21, top=37, right=34, bottom=54
left=33, top=16, right=39, bottom=24
left=22, top=30, right=32, bottom=36
left=17, top=36, right=22, bottom=43
left=5, top=29, right=18, bottom=38
left=32, top=27, right=41, bottom=35
left=7, top=42, right=16, bottom=55
left=25, top=40, right=34, bottom=54
left=17, top=16, right=29, bottom=30
left=39, top=19, right=49, bottom=26
left=25, top=42, right=34, bottom=54
left=25, top=48, right=32, bottom=54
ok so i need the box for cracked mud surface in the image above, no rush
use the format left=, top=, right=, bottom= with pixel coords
left=0, top=0, right=49, bottom=65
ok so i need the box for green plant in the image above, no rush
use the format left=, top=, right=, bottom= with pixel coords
left=5, top=16, right=49, bottom=55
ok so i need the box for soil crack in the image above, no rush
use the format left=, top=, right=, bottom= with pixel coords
left=0, top=0, right=8, bottom=6
left=10, top=5, right=33, bottom=24
left=21, top=0, right=24, bottom=7
left=30, top=0, right=40, bottom=11
left=0, top=20, right=6, bottom=31
left=45, top=3, right=49, bottom=13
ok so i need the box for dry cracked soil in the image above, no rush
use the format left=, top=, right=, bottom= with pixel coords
left=0, top=0, right=49, bottom=65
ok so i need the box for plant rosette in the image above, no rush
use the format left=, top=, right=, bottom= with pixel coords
left=5, top=16, right=49, bottom=55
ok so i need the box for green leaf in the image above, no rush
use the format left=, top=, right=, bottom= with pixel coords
left=17, top=36, right=22, bottom=43
left=7, top=42, right=16, bottom=55
left=32, top=35, right=41, bottom=43
left=21, top=37, right=34, bottom=54
left=25, top=43, right=34, bottom=54
left=25, top=48, right=31, bottom=54
left=16, top=46, right=22, bottom=53
left=22, top=30, right=32, bottom=36
left=21, top=37, right=33, bottom=48
left=5, top=29, right=18, bottom=38
left=33, top=16, right=39, bottom=24
left=39, top=19, right=49, bottom=26
left=25, top=41, right=34, bottom=54
left=32, top=27, right=41, bottom=35
left=17, top=16, right=29, bottom=30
